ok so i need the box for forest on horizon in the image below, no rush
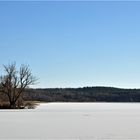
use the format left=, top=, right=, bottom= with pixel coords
left=22, top=86, right=140, bottom=102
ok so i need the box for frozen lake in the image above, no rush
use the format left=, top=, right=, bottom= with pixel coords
left=0, top=103, right=140, bottom=140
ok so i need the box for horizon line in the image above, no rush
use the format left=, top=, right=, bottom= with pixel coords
left=31, top=86, right=140, bottom=90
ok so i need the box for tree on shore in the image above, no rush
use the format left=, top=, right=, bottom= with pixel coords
left=0, top=63, right=37, bottom=109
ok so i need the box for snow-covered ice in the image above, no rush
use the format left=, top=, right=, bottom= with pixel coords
left=0, top=103, right=140, bottom=140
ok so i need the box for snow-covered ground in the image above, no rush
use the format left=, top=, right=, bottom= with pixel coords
left=0, top=103, right=140, bottom=140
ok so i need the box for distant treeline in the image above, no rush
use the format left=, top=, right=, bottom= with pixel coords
left=23, top=87, right=140, bottom=102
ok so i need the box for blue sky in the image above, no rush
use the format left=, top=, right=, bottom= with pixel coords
left=0, top=1, right=140, bottom=88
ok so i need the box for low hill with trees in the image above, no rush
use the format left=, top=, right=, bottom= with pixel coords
left=24, top=87, right=140, bottom=102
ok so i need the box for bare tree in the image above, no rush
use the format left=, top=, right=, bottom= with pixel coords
left=0, top=63, right=37, bottom=109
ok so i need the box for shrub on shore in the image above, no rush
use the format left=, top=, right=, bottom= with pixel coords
left=0, top=101, right=37, bottom=109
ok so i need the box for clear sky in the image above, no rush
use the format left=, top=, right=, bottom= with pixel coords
left=0, top=1, right=140, bottom=88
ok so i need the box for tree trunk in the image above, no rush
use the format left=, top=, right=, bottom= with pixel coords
left=9, top=101, right=16, bottom=109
